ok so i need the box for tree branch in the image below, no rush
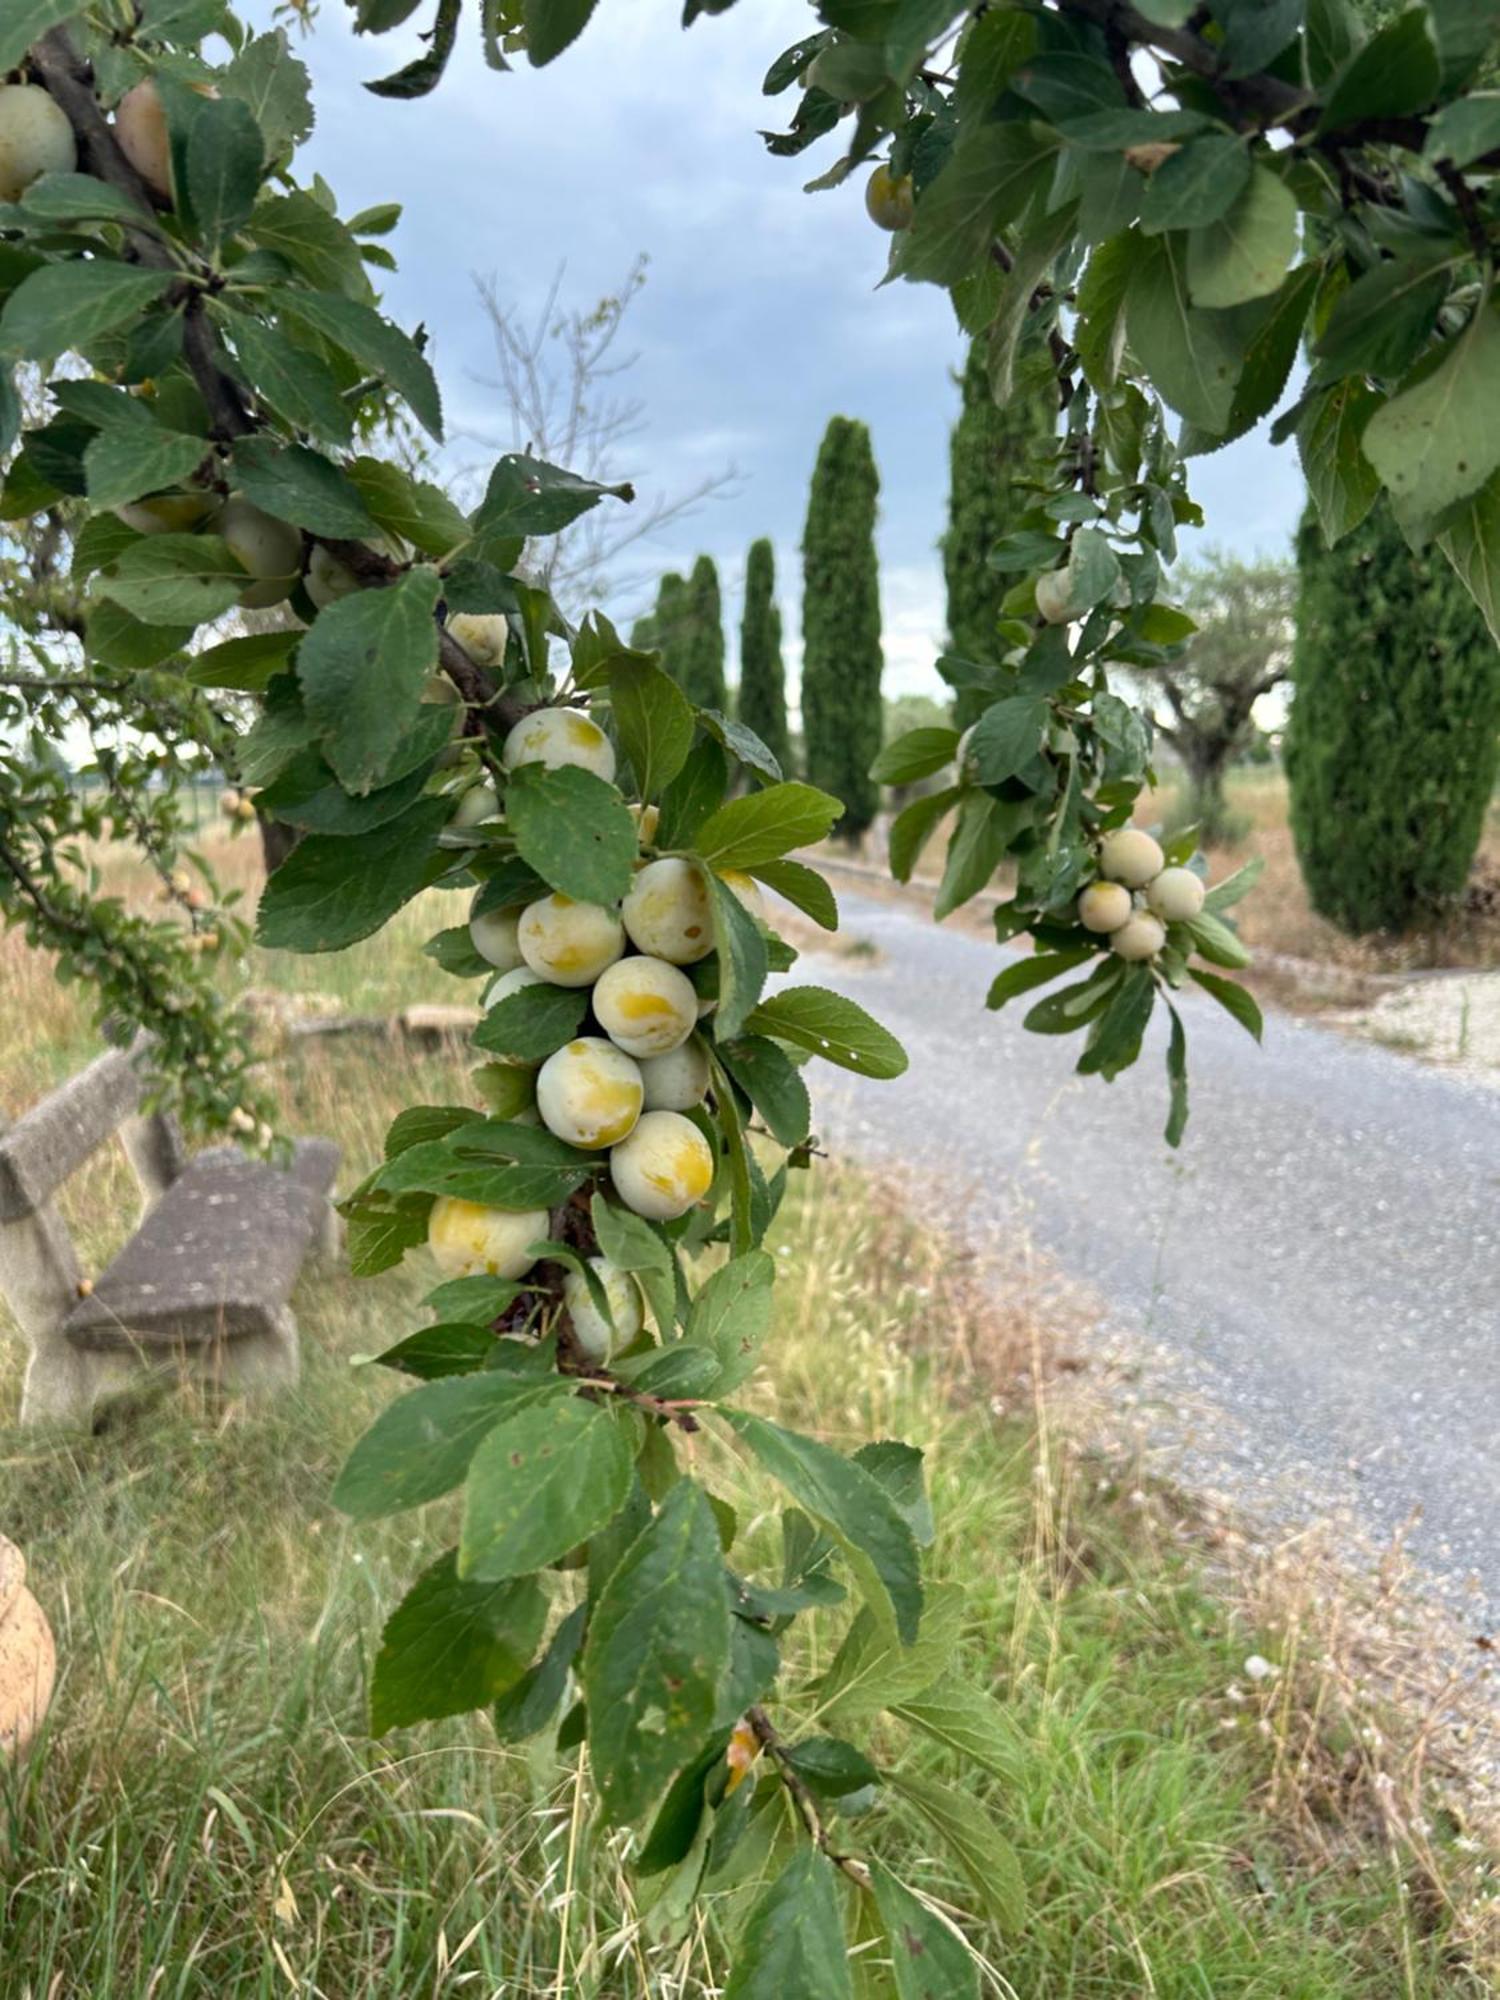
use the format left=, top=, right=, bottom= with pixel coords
left=746, top=1706, right=871, bottom=1887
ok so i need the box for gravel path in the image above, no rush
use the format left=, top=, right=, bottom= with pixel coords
left=792, top=890, right=1500, bottom=1632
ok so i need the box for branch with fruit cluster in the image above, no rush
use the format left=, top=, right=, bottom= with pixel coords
left=381, top=0, right=1500, bottom=1140
left=2, top=8, right=1026, bottom=1978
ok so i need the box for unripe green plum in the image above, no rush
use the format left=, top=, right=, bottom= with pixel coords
left=638, top=1038, right=710, bottom=1113
left=114, top=79, right=172, bottom=199
left=305, top=543, right=361, bottom=611
left=610, top=1110, right=714, bottom=1222
left=1146, top=866, right=1206, bottom=923
left=865, top=163, right=915, bottom=231
left=427, top=1195, right=548, bottom=1279
left=622, top=857, right=713, bottom=964
left=592, top=954, right=698, bottom=1058
left=536, top=1037, right=643, bottom=1149
left=449, top=780, right=500, bottom=831
left=219, top=497, right=302, bottom=609
left=562, top=1255, right=643, bottom=1364
left=114, top=491, right=219, bottom=536
left=501, top=706, right=617, bottom=785
left=469, top=897, right=524, bottom=971
left=517, top=893, right=625, bottom=987
left=1110, top=911, right=1166, bottom=962
left=1035, top=566, right=1074, bottom=625
left=447, top=612, right=509, bottom=666
left=1077, top=881, right=1132, bottom=934
left=0, top=85, right=77, bottom=205
left=1099, top=827, right=1164, bottom=889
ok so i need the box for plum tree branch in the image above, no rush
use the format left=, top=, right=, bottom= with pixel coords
left=746, top=1706, right=871, bottom=1887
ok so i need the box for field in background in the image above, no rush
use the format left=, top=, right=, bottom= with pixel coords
left=0, top=836, right=1495, bottom=1994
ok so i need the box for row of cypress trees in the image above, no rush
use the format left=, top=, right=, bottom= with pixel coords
left=635, top=416, right=886, bottom=838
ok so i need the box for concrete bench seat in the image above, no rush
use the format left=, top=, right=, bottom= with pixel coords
left=0, top=1044, right=340, bottom=1426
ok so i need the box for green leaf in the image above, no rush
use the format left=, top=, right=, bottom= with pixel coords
left=705, top=868, right=770, bottom=1042
left=250, top=191, right=373, bottom=301
left=346, top=456, right=471, bottom=557
left=345, top=1201, right=430, bottom=1279
left=718, top=1036, right=812, bottom=1148
left=889, top=785, right=960, bottom=883
left=1317, top=7, right=1441, bottom=133
left=870, top=727, right=959, bottom=785
left=1077, top=962, right=1156, bottom=1077
left=685, top=1250, right=775, bottom=1395
left=374, top=1140, right=587, bottom=1210
left=0, top=264, right=174, bottom=363
left=869, top=1859, right=980, bottom=2000
left=1186, top=167, right=1299, bottom=308
left=750, top=857, right=837, bottom=930
left=609, top=654, right=695, bottom=800
left=12, top=172, right=154, bottom=226
left=891, top=1673, right=1024, bottom=1783
left=333, top=1370, right=561, bottom=1520
left=657, top=736, right=729, bottom=850
left=369, top=1321, right=507, bottom=1379
left=233, top=437, right=381, bottom=539
left=1427, top=0, right=1498, bottom=87
left=0, top=0, right=80, bottom=70
left=583, top=1480, right=731, bottom=1826
left=1424, top=91, right=1500, bottom=170
left=370, top=1552, right=546, bottom=1732
left=1139, top=135, right=1249, bottom=235
left=1439, top=467, right=1500, bottom=645
left=1315, top=250, right=1457, bottom=379
left=693, top=782, right=842, bottom=870
left=1164, top=1002, right=1189, bottom=1148
left=277, top=289, right=444, bottom=441
left=590, top=1194, right=677, bottom=1338
left=84, top=426, right=208, bottom=510
left=471, top=450, right=633, bottom=539
left=986, top=945, right=1094, bottom=1010
left=95, top=532, right=247, bottom=626
left=723, top=1848, right=853, bottom=2000
left=1127, top=232, right=1241, bottom=432
left=182, top=95, right=264, bottom=251
left=1203, top=854, right=1263, bottom=911
left=256, top=796, right=449, bottom=951
left=743, top=986, right=907, bottom=1080
left=525, top=0, right=601, bottom=65
left=935, top=792, right=1009, bottom=921
left=891, top=1771, right=1027, bottom=1931
left=818, top=1582, right=965, bottom=1719
left=1186, top=910, right=1252, bottom=969
left=1297, top=377, right=1383, bottom=544
left=472, top=980, right=589, bottom=1062
left=504, top=762, right=637, bottom=905
left=492, top=1601, right=587, bottom=1742
left=460, top=1396, right=635, bottom=1579
left=724, top=1412, right=922, bottom=1642
left=297, top=568, right=441, bottom=794
left=891, top=122, right=1057, bottom=288
left=180, top=628, right=298, bottom=693
left=1189, top=965, right=1264, bottom=1039
left=783, top=1734, right=879, bottom=1797
left=220, top=30, right=316, bottom=164
left=1363, top=301, right=1500, bottom=525
left=222, top=307, right=354, bottom=443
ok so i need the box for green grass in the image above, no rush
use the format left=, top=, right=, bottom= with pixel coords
left=0, top=860, right=1493, bottom=1996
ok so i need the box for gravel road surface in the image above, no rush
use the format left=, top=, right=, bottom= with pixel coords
left=794, top=888, right=1500, bottom=1629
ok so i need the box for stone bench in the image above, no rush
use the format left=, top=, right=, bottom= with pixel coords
left=0, top=1045, right=340, bottom=1426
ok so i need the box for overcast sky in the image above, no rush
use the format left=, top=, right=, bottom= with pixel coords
left=248, top=0, right=1307, bottom=706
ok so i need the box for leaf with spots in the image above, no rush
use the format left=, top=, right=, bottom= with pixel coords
left=460, top=1395, right=636, bottom=1580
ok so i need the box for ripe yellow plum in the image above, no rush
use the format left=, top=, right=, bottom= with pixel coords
left=114, top=80, right=172, bottom=199
left=1077, top=881, right=1132, bottom=934
left=447, top=612, right=509, bottom=666
left=220, top=787, right=242, bottom=817
left=517, top=893, right=625, bottom=987
left=114, top=491, right=219, bottom=536
left=501, top=706, right=617, bottom=784
left=629, top=801, right=660, bottom=848
left=610, top=1110, right=714, bottom=1222
left=1034, top=567, right=1074, bottom=624
left=427, top=1195, right=548, bottom=1280
left=448, top=780, right=500, bottom=831
left=535, top=1037, right=643, bottom=1149
left=1099, top=827, right=1164, bottom=888
left=592, top=955, right=698, bottom=1058
left=305, top=543, right=362, bottom=611
left=1110, top=912, right=1166, bottom=962
left=562, top=1256, right=643, bottom=1364
left=469, top=898, right=524, bottom=971
left=719, top=870, right=765, bottom=923
left=0, top=85, right=77, bottom=204
left=1146, top=866, right=1206, bottom=923
left=865, top=163, right=914, bottom=231
left=622, top=857, right=713, bottom=964
left=638, top=1038, right=710, bottom=1113
left=219, top=497, right=302, bottom=609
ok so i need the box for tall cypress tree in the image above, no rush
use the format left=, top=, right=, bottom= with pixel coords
left=642, top=571, right=688, bottom=680
left=802, top=416, right=883, bottom=839
left=943, top=341, right=1056, bottom=716
left=1286, top=497, right=1500, bottom=934
left=738, top=538, right=793, bottom=775
left=678, top=554, right=728, bottom=712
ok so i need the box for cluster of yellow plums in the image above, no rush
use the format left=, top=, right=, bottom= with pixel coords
left=0, top=74, right=199, bottom=207
left=426, top=699, right=763, bottom=1366
left=1077, top=829, right=1207, bottom=962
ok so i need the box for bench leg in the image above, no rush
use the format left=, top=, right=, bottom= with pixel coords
left=223, top=1309, right=301, bottom=1397
left=18, top=1335, right=104, bottom=1429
